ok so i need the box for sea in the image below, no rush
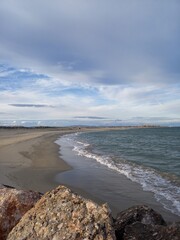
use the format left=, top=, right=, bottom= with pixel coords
left=55, top=127, right=180, bottom=220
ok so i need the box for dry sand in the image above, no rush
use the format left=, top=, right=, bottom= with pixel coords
left=0, top=128, right=77, bottom=192
left=0, top=127, right=122, bottom=192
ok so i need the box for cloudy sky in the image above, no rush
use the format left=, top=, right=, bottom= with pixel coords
left=0, top=1, right=180, bottom=125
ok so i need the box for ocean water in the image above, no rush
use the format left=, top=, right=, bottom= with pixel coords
left=59, top=127, right=180, bottom=217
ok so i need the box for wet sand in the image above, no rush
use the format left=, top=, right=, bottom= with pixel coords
left=0, top=127, right=125, bottom=192
left=55, top=133, right=180, bottom=222
left=0, top=127, right=179, bottom=223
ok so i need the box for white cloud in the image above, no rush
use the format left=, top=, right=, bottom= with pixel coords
left=0, top=1, right=179, bottom=124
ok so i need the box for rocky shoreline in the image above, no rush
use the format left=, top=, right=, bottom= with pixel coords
left=0, top=184, right=179, bottom=240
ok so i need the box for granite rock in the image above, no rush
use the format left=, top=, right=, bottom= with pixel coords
left=7, top=185, right=116, bottom=240
left=114, top=205, right=166, bottom=239
left=124, top=222, right=180, bottom=240
left=0, top=186, right=42, bottom=240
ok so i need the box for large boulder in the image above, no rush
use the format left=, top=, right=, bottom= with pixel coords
left=0, top=186, right=42, bottom=240
left=7, top=185, right=116, bottom=240
left=124, top=222, right=180, bottom=240
left=114, top=205, right=166, bottom=239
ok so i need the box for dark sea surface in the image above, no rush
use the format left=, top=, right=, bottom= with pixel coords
left=56, top=127, right=180, bottom=219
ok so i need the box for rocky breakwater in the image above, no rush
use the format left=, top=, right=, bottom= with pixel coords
left=0, top=184, right=179, bottom=239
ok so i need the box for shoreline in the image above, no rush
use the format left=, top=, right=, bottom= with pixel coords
left=55, top=130, right=180, bottom=222
left=0, top=127, right=179, bottom=223
left=0, top=126, right=128, bottom=192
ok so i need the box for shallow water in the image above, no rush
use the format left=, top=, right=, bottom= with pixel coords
left=55, top=127, right=180, bottom=222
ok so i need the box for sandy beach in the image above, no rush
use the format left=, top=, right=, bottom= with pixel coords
left=0, top=126, right=123, bottom=192
left=0, top=127, right=179, bottom=222
left=0, top=127, right=77, bottom=192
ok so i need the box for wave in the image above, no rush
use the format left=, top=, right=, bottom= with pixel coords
left=71, top=135, right=180, bottom=217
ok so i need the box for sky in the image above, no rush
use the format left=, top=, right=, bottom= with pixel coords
left=0, top=0, right=180, bottom=126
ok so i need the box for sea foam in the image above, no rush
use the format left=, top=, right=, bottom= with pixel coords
left=69, top=133, right=180, bottom=217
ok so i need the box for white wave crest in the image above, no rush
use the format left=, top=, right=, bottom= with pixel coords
left=72, top=137, right=180, bottom=217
